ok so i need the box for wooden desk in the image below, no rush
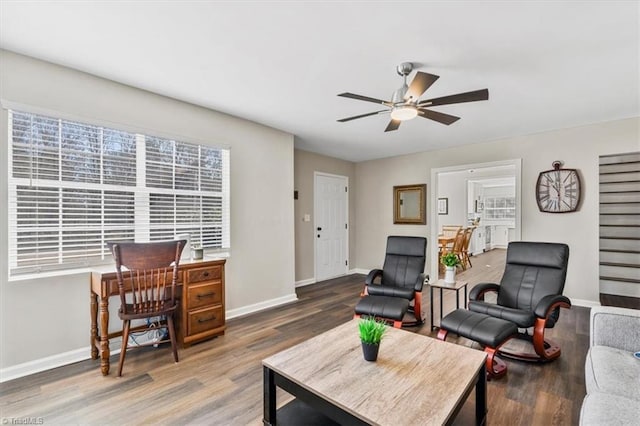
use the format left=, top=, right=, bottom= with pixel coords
left=263, top=320, right=487, bottom=426
left=90, top=258, right=226, bottom=376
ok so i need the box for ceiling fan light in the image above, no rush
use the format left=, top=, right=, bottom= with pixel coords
left=390, top=105, right=418, bottom=121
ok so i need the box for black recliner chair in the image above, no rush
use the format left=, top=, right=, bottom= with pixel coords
left=468, top=241, right=571, bottom=362
left=354, top=236, right=427, bottom=327
left=438, top=241, right=571, bottom=378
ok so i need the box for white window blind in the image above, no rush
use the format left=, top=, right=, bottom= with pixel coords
left=8, top=110, right=230, bottom=276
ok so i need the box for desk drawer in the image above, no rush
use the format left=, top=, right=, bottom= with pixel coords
left=187, top=265, right=222, bottom=284
left=188, top=306, right=224, bottom=336
left=187, top=282, right=222, bottom=309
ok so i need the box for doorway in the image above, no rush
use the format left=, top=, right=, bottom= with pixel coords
left=314, top=172, right=349, bottom=281
left=430, top=159, right=522, bottom=282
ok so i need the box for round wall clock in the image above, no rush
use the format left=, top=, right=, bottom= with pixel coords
left=536, top=161, right=581, bottom=213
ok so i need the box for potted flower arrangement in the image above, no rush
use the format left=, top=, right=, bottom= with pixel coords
left=358, top=316, right=387, bottom=361
left=441, top=252, right=461, bottom=284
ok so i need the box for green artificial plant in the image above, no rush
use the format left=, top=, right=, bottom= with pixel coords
left=441, top=252, right=461, bottom=268
left=358, top=316, right=387, bottom=345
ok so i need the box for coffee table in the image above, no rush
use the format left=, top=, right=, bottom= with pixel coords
left=262, top=320, right=487, bottom=425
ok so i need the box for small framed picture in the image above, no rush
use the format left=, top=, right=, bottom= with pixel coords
left=437, top=198, right=448, bottom=215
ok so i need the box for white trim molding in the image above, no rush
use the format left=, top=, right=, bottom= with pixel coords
left=2, top=293, right=298, bottom=382
left=570, top=298, right=601, bottom=308
left=226, top=293, right=298, bottom=320
left=295, top=278, right=316, bottom=288
left=1, top=347, right=90, bottom=383
left=349, top=268, right=369, bottom=275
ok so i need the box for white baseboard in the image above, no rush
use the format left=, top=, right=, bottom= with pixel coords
left=226, top=293, right=298, bottom=320
left=0, top=347, right=91, bottom=383
left=571, top=298, right=601, bottom=308
left=295, top=278, right=316, bottom=288
left=296, top=270, right=366, bottom=287
left=2, top=293, right=298, bottom=383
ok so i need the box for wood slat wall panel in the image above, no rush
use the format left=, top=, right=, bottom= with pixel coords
left=599, top=162, right=640, bottom=174
left=600, top=251, right=640, bottom=264
left=599, top=226, right=640, bottom=238
left=599, top=182, right=640, bottom=193
left=599, top=151, right=640, bottom=297
left=600, top=238, right=640, bottom=251
left=599, top=203, right=640, bottom=214
left=599, top=214, right=640, bottom=226
left=600, top=192, right=640, bottom=203
left=599, top=171, right=640, bottom=183
left=599, top=265, right=640, bottom=281
left=599, top=152, right=640, bottom=164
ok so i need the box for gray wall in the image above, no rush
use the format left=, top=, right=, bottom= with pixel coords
left=355, top=118, right=640, bottom=304
left=294, top=149, right=356, bottom=282
left=0, top=50, right=296, bottom=370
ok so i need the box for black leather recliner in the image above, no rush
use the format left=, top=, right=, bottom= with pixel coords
left=468, top=241, right=571, bottom=362
left=355, top=236, right=427, bottom=327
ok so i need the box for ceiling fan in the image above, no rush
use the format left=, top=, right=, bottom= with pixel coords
left=337, top=62, right=489, bottom=132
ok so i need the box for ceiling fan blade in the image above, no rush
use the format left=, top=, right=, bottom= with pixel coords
left=338, top=92, right=392, bottom=106
left=384, top=119, right=401, bottom=132
left=418, top=108, right=461, bottom=125
left=418, top=88, right=489, bottom=107
left=404, top=72, right=440, bottom=101
left=337, top=109, right=389, bottom=122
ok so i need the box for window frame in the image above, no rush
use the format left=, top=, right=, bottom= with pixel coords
left=483, top=196, right=516, bottom=220
left=7, top=109, right=230, bottom=278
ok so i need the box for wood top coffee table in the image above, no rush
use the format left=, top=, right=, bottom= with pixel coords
left=262, top=320, right=487, bottom=426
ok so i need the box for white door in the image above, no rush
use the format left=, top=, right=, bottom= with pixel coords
left=314, top=173, right=348, bottom=281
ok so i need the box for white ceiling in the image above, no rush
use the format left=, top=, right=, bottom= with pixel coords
left=1, top=1, right=638, bottom=162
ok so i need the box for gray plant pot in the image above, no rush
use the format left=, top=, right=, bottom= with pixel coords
left=361, top=341, right=380, bottom=362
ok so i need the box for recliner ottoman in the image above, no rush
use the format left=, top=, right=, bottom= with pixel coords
left=354, top=296, right=409, bottom=328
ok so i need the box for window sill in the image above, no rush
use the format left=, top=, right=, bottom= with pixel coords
left=8, top=251, right=231, bottom=283
left=9, top=267, right=93, bottom=283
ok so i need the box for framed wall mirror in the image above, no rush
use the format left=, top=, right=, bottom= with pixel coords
left=393, top=184, right=427, bottom=224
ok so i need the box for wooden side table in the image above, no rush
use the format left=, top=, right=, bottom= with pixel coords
left=429, top=279, right=469, bottom=330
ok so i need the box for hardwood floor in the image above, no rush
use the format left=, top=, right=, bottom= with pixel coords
left=1, top=250, right=592, bottom=425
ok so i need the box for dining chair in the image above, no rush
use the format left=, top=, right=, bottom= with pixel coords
left=461, top=227, right=475, bottom=269
left=438, top=225, right=463, bottom=271
left=110, top=239, right=186, bottom=376
left=450, top=228, right=466, bottom=270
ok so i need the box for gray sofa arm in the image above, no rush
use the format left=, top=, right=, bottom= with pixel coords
left=590, top=306, right=640, bottom=353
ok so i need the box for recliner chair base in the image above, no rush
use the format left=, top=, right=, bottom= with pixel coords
left=497, top=320, right=562, bottom=363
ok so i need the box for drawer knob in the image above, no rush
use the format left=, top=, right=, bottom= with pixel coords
left=203, top=271, right=210, bottom=277
left=196, top=292, right=215, bottom=299
left=198, top=315, right=216, bottom=323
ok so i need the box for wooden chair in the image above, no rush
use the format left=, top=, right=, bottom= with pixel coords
left=461, top=227, right=476, bottom=269
left=449, top=228, right=467, bottom=270
left=440, top=225, right=462, bottom=249
left=438, top=225, right=463, bottom=271
left=110, top=240, right=186, bottom=376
